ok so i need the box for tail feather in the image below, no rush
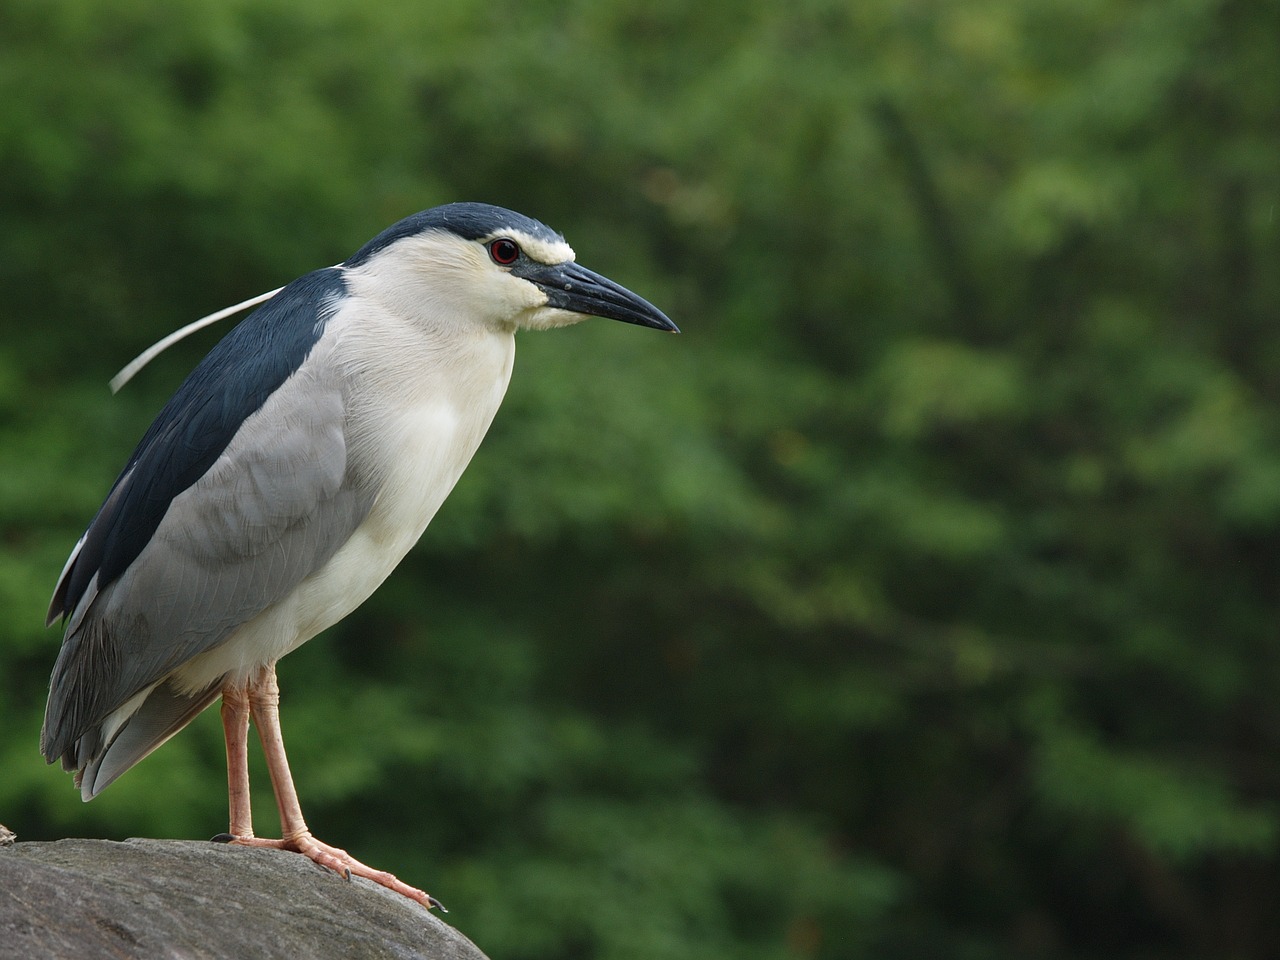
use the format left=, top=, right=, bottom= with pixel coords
left=74, top=680, right=223, bottom=800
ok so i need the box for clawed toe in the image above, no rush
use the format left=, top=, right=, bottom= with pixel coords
left=224, top=831, right=442, bottom=910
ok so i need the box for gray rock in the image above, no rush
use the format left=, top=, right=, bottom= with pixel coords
left=0, top=838, right=490, bottom=960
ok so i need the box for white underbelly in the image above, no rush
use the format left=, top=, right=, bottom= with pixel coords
left=172, top=335, right=514, bottom=692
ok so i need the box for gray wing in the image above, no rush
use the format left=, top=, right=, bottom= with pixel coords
left=43, top=345, right=375, bottom=795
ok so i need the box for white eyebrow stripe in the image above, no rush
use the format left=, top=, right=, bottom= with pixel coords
left=489, top=229, right=575, bottom=265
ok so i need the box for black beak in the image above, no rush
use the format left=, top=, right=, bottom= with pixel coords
left=518, top=260, right=679, bottom=332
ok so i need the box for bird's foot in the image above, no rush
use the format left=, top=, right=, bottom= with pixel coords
left=221, top=831, right=445, bottom=911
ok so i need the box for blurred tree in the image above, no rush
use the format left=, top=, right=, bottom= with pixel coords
left=2, top=0, right=1280, bottom=957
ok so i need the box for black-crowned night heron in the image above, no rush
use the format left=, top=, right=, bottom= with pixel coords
left=42, top=202, right=677, bottom=909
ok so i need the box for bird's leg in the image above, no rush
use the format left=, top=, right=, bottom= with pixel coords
left=246, top=663, right=308, bottom=838
left=231, top=663, right=443, bottom=911
left=220, top=681, right=254, bottom=838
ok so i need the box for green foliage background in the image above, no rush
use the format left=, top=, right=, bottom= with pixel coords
left=3, top=0, right=1279, bottom=956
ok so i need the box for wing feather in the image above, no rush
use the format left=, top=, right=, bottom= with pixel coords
left=42, top=269, right=375, bottom=774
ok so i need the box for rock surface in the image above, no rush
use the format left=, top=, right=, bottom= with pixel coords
left=0, top=838, right=490, bottom=960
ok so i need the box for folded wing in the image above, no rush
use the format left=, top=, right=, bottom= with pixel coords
left=42, top=269, right=375, bottom=797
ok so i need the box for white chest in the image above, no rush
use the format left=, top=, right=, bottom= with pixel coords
left=175, top=303, right=516, bottom=688
left=316, top=310, right=516, bottom=612
left=350, top=329, right=515, bottom=556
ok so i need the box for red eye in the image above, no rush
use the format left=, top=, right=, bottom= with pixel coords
left=488, top=238, right=520, bottom=265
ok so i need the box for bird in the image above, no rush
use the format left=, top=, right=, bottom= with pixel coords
left=42, top=202, right=677, bottom=909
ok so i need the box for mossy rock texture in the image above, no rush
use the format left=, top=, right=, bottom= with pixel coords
left=0, top=838, right=488, bottom=960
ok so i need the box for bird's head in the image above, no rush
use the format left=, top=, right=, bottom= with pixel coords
left=343, top=202, right=678, bottom=335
